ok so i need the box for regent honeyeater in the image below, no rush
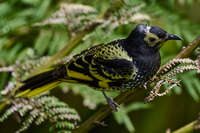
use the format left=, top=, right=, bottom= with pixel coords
left=15, top=25, right=183, bottom=111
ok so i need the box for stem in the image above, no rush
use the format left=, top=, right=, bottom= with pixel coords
left=172, top=121, right=196, bottom=133
left=175, top=36, right=200, bottom=59
left=73, top=37, right=200, bottom=133
left=157, top=36, right=200, bottom=74
left=73, top=91, right=136, bottom=133
left=0, top=66, right=13, bottom=72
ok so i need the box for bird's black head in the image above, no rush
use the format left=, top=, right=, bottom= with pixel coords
left=127, top=25, right=183, bottom=49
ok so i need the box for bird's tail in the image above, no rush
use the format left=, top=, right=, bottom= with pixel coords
left=15, top=64, right=67, bottom=98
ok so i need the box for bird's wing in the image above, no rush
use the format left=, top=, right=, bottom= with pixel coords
left=65, top=40, right=137, bottom=88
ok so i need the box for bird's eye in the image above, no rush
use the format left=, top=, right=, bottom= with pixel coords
left=149, top=37, right=156, bottom=42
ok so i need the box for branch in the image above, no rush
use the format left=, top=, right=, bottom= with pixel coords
left=157, top=36, right=200, bottom=74
left=73, top=37, right=200, bottom=133
left=175, top=36, right=200, bottom=59
left=73, top=90, right=137, bottom=133
left=0, top=66, right=13, bottom=72
left=172, top=121, right=196, bottom=133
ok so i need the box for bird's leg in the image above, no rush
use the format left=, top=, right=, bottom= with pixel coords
left=102, top=91, right=120, bottom=112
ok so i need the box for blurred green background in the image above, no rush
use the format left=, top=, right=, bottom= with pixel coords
left=0, top=0, right=200, bottom=133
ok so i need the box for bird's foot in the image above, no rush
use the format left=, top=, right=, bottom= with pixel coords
left=106, top=97, right=120, bottom=112
left=102, top=91, right=119, bottom=111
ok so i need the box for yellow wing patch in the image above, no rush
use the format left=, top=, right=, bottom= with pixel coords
left=89, top=65, right=112, bottom=82
left=67, top=69, right=93, bottom=81
left=74, top=62, right=85, bottom=69
left=98, top=81, right=109, bottom=88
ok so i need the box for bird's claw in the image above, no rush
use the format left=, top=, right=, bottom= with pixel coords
left=102, top=91, right=120, bottom=111
left=106, top=97, right=120, bottom=112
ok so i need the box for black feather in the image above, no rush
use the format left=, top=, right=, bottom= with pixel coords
left=18, top=65, right=67, bottom=91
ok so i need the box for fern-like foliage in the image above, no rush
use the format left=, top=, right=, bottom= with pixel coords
left=0, top=96, right=80, bottom=133
left=1, top=0, right=200, bottom=132
left=33, top=3, right=98, bottom=37
left=145, top=57, right=200, bottom=102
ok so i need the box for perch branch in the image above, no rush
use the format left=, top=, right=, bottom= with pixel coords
left=73, top=91, right=136, bottom=133
left=172, top=121, right=196, bottom=133
left=157, top=36, right=200, bottom=74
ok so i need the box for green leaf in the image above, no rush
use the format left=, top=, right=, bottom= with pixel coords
left=113, top=103, right=150, bottom=132
left=34, top=30, right=53, bottom=56
left=180, top=74, right=199, bottom=101
left=126, top=102, right=150, bottom=112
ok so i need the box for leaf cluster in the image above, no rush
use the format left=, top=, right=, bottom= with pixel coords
left=0, top=96, right=80, bottom=133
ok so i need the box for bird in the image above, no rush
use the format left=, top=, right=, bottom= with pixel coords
left=14, top=24, right=183, bottom=111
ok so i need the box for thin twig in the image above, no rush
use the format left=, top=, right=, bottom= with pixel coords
left=175, top=36, right=200, bottom=59
left=172, top=111, right=200, bottom=133
left=73, top=36, right=200, bottom=133
left=73, top=91, right=136, bottom=133
left=0, top=66, right=13, bottom=72
left=172, top=121, right=196, bottom=133
left=157, top=36, right=200, bottom=74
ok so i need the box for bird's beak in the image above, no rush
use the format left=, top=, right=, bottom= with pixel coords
left=166, top=34, right=183, bottom=41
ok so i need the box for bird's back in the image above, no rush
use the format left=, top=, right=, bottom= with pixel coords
left=63, top=39, right=137, bottom=89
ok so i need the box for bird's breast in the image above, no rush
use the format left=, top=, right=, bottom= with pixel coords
left=108, top=52, right=161, bottom=91
left=133, top=52, right=161, bottom=83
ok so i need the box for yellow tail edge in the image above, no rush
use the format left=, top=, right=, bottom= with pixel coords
left=15, top=81, right=61, bottom=98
